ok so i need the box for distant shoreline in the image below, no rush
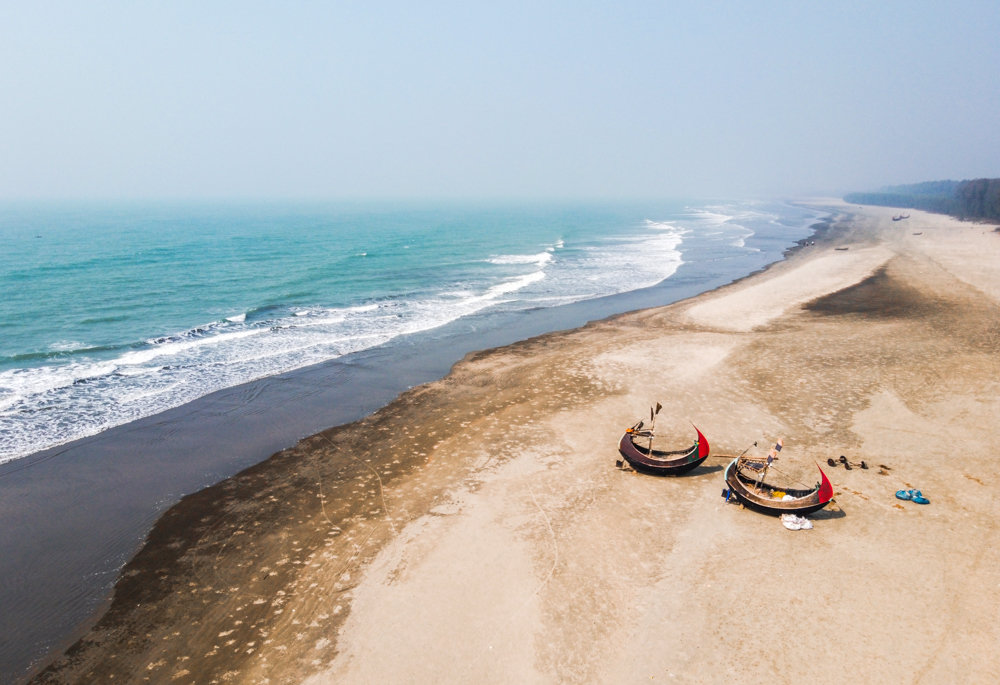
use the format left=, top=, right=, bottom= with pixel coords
left=844, top=177, right=1000, bottom=222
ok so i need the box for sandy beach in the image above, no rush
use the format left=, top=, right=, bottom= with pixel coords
left=30, top=203, right=1000, bottom=684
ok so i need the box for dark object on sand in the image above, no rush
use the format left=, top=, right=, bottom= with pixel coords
left=828, top=456, right=867, bottom=469
left=913, top=232, right=922, bottom=235
left=835, top=247, right=849, bottom=251
left=837, top=455, right=868, bottom=470
left=724, top=457, right=833, bottom=516
left=892, top=214, right=911, bottom=221
left=618, top=422, right=710, bottom=476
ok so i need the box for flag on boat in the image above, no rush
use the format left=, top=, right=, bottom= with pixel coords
left=766, top=438, right=784, bottom=464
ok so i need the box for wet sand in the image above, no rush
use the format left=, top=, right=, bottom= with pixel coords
left=30, top=203, right=1000, bottom=684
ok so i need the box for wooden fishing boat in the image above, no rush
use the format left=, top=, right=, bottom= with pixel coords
left=618, top=423, right=710, bottom=476
left=724, top=457, right=833, bottom=516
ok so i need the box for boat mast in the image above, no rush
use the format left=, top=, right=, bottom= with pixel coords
left=649, top=402, right=662, bottom=452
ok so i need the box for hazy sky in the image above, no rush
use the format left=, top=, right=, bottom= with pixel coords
left=2, top=1, right=998, bottom=199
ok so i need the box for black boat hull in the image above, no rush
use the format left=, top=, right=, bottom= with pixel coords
left=618, top=427, right=709, bottom=476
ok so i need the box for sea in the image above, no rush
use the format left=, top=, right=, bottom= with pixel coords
left=0, top=200, right=824, bottom=464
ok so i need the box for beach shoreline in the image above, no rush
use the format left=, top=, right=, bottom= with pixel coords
left=24, top=202, right=1000, bottom=684
left=2, top=205, right=827, bottom=684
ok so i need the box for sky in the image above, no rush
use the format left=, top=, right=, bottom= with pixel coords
left=1, top=1, right=998, bottom=200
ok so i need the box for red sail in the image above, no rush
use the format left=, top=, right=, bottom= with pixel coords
left=695, top=426, right=710, bottom=458
left=817, top=464, right=833, bottom=503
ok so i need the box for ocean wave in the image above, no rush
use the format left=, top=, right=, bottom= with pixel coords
left=686, top=209, right=734, bottom=225
left=488, top=270, right=546, bottom=296
left=487, top=252, right=552, bottom=266
left=0, top=264, right=554, bottom=462
left=1, top=201, right=822, bottom=463
left=643, top=220, right=677, bottom=230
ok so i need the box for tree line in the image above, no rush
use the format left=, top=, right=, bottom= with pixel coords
left=844, top=178, right=1000, bottom=221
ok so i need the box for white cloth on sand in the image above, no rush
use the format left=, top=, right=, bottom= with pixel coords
left=780, top=514, right=813, bottom=531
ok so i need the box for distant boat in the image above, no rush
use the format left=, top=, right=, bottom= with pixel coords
left=835, top=247, right=849, bottom=251
left=892, top=214, right=910, bottom=221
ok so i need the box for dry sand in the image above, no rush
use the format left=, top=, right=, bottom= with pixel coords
left=31, top=204, right=1000, bottom=684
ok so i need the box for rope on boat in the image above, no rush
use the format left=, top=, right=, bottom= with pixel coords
left=704, top=453, right=814, bottom=490
left=765, top=464, right=840, bottom=507
left=706, top=441, right=757, bottom=461
left=766, top=464, right=813, bottom=490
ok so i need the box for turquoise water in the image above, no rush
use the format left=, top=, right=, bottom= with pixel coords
left=0, top=200, right=823, bottom=462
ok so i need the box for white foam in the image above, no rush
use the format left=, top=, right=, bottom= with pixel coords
left=117, top=329, right=264, bottom=366
left=487, top=252, right=552, bottom=266
left=226, top=313, right=246, bottom=323
left=644, top=220, right=677, bottom=230
left=687, top=210, right=734, bottom=225
left=488, top=270, right=546, bottom=295
left=49, top=340, right=85, bottom=352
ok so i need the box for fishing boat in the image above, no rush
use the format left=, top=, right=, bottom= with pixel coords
left=618, top=404, right=710, bottom=475
left=892, top=214, right=910, bottom=221
left=724, top=452, right=833, bottom=516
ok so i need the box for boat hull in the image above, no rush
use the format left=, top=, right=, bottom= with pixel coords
left=618, top=428, right=709, bottom=476
left=724, top=459, right=832, bottom=516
